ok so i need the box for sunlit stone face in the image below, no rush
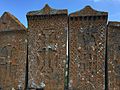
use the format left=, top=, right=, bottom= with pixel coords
left=0, top=31, right=27, bottom=90
left=108, top=23, right=120, bottom=90
left=27, top=14, right=67, bottom=90
left=69, top=12, right=107, bottom=89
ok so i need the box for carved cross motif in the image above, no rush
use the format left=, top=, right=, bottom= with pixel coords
left=37, top=30, right=56, bottom=73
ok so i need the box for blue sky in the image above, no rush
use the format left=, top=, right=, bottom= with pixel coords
left=0, top=0, right=120, bottom=27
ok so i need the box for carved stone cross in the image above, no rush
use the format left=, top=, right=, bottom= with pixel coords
left=37, top=30, right=56, bottom=73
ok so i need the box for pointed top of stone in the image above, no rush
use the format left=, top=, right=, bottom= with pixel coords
left=0, top=12, right=26, bottom=31
left=108, top=21, right=120, bottom=27
left=27, top=4, right=68, bottom=16
left=70, top=5, right=108, bottom=17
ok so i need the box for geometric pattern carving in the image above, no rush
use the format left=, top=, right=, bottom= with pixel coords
left=1, top=5, right=120, bottom=90
left=28, top=27, right=67, bottom=90
left=69, top=23, right=106, bottom=90
left=69, top=6, right=108, bottom=90
left=108, top=22, right=120, bottom=90
left=27, top=8, right=68, bottom=89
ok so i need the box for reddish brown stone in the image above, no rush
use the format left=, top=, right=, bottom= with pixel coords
left=108, top=22, right=120, bottom=90
left=27, top=4, right=68, bottom=90
left=0, top=4, right=120, bottom=90
left=0, top=12, right=27, bottom=90
left=0, top=12, right=26, bottom=31
left=69, top=6, right=108, bottom=90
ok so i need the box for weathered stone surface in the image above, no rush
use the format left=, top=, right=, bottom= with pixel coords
left=27, top=4, right=67, bottom=16
left=1, top=4, right=120, bottom=90
left=69, top=6, right=108, bottom=90
left=108, top=22, right=120, bottom=90
left=70, top=5, right=108, bottom=17
left=0, top=12, right=26, bottom=31
left=27, top=4, right=67, bottom=90
left=0, top=12, right=27, bottom=90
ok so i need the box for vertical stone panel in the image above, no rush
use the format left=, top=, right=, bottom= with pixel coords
left=108, top=22, right=120, bottom=90
left=27, top=4, right=68, bottom=90
left=0, top=12, right=27, bottom=90
left=69, top=6, right=108, bottom=90
left=0, top=31, right=27, bottom=90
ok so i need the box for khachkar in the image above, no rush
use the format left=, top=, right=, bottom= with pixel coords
left=108, top=22, right=120, bottom=90
left=27, top=4, right=67, bottom=90
left=0, top=12, right=27, bottom=90
left=69, top=6, right=108, bottom=90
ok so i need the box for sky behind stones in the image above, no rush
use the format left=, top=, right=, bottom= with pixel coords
left=0, top=0, right=120, bottom=27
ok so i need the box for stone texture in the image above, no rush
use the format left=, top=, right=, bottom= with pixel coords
left=27, top=4, right=68, bottom=90
left=0, top=12, right=27, bottom=90
left=69, top=6, right=108, bottom=90
left=108, top=22, right=120, bottom=90
left=0, top=12, right=26, bottom=31
left=0, top=4, right=120, bottom=90
left=27, top=4, right=67, bottom=16
left=70, top=5, right=107, bottom=17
